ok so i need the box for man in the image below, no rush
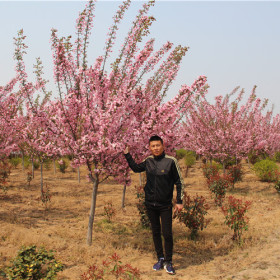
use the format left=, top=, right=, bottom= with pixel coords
left=124, top=135, right=185, bottom=275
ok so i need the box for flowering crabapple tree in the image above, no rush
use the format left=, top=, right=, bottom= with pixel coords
left=12, top=29, right=54, bottom=196
left=43, top=0, right=209, bottom=245
left=183, top=86, right=280, bottom=172
left=5, top=0, right=208, bottom=245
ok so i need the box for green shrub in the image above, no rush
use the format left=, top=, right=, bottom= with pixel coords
left=56, top=159, right=68, bottom=173
left=184, top=152, right=196, bottom=168
left=33, top=159, right=40, bottom=170
left=5, top=245, right=63, bottom=280
left=253, top=159, right=279, bottom=182
left=9, top=157, right=21, bottom=169
left=175, top=149, right=188, bottom=160
left=274, top=180, right=280, bottom=193
left=186, top=150, right=196, bottom=157
left=43, top=158, right=52, bottom=171
left=24, top=157, right=31, bottom=169
left=248, top=150, right=268, bottom=165
left=273, top=152, right=280, bottom=163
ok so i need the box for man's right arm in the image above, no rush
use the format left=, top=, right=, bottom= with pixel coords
left=124, top=153, right=146, bottom=173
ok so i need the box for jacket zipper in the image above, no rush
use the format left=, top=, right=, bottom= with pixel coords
left=154, top=160, right=158, bottom=204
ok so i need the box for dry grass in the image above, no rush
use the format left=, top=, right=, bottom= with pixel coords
left=1, top=160, right=280, bottom=280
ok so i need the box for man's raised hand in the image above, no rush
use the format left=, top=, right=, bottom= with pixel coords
left=124, top=146, right=130, bottom=154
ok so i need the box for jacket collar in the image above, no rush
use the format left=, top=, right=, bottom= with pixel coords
left=154, top=151, right=165, bottom=160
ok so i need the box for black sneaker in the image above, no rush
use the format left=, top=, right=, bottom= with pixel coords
left=153, top=258, right=164, bottom=271
left=164, top=261, right=175, bottom=275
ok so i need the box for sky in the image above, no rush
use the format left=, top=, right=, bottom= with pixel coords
left=0, top=0, right=280, bottom=112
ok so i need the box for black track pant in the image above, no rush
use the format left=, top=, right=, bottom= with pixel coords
left=146, top=204, right=173, bottom=262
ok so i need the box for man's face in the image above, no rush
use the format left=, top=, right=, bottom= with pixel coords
left=149, top=140, right=164, bottom=157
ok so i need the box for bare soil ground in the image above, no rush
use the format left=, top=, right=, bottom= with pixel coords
left=1, top=160, right=280, bottom=280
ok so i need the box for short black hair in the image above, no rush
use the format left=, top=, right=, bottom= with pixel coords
left=149, top=135, right=163, bottom=144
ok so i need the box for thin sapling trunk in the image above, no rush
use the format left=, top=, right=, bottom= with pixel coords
left=53, top=159, right=56, bottom=174
left=40, top=160, right=44, bottom=198
left=121, top=184, right=126, bottom=208
left=32, top=156, right=35, bottom=178
left=78, top=166, right=80, bottom=183
left=87, top=174, right=99, bottom=246
left=22, top=151, right=24, bottom=171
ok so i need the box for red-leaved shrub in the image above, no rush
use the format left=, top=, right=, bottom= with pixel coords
left=176, top=194, right=210, bottom=240
left=81, top=253, right=140, bottom=280
left=207, top=174, right=233, bottom=206
left=222, top=196, right=252, bottom=244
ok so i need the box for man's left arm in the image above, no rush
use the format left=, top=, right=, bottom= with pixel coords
left=171, top=158, right=185, bottom=213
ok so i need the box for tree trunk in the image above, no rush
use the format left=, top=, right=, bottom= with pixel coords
left=247, top=157, right=251, bottom=168
left=22, top=151, right=24, bottom=171
left=185, top=166, right=189, bottom=177
left=78, top=166, right=80, bottom=183
left=223, top=161, right=226, bottom=174
left=32, top=156, right=35, bottom=178
left=139, top=173, right=142, bottom=186
left=121, top=184, right=126, bottom=208
left=40, top=161, right=43, bottom=197
left=87, top=177, right=99, bottom=246
left=53, top=159, right=56, bottom=174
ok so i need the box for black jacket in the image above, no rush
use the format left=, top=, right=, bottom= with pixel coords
left=124, top=152, right=185, bottom=206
